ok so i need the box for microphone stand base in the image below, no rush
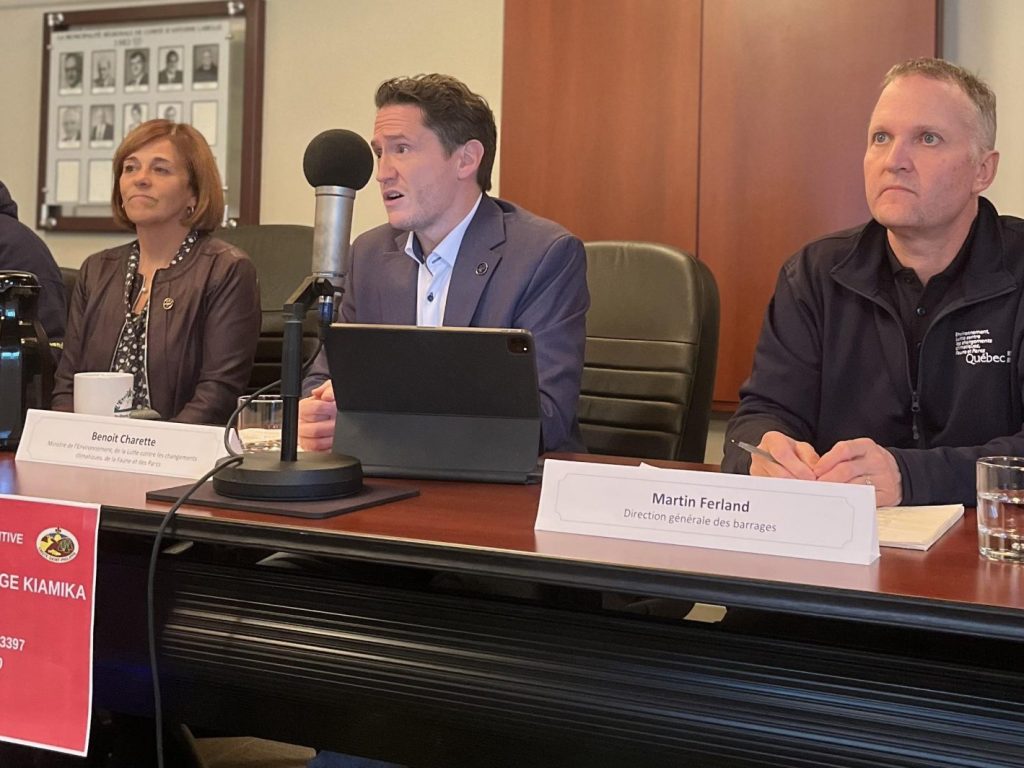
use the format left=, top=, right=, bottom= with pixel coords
left=212, top=452, right=363, bottom=501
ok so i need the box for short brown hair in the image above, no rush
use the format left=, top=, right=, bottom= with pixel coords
left=111, top=119, right=223, bottom=231
left=883, top=57, right=997, bottom=153
left=375, top=74, right=497, bottom=192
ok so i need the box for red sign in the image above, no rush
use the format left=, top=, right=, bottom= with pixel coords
left=0, top=494, right=100, bottom=756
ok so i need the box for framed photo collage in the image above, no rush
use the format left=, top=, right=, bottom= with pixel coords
left=38, top=2, right=265, bottom=231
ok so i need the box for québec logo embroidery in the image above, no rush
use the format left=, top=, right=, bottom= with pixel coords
left=954, top=329, right=1012, bottom=366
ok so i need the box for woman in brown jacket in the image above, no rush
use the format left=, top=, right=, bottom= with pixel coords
left=51, top=120, right=261, bottom=424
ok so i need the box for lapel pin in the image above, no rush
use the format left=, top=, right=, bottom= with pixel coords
left=162, top=297, right=174, bottom=310
left=475, top=262, right=489, bottom=276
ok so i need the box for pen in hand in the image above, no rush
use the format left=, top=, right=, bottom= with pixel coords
left=731, top=439, right=782, bottom=466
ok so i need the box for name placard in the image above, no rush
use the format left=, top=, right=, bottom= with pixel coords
left=0, top=494, right=100, bottom=755
left=16, top=409, right=228, bottom=479
left=535, top=460, right=878, bottom=565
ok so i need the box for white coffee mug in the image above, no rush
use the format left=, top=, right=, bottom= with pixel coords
left=73, top=372, right=134, bottom=417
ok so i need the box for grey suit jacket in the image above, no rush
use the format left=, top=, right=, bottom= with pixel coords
left=306, top=195, right=589, bottom=453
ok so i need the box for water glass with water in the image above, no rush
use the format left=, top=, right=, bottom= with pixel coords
left=236, top=395, right=284, bottom=453
left=976, top=456, right=1024, bottom=563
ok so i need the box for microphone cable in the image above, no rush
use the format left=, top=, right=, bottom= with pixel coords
left=146, top=338, right=325, bottom=767
left=145, top=454, right=242, bottom=768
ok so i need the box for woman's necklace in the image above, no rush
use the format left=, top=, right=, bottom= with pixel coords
left=124, top=229, right=198, bottom=313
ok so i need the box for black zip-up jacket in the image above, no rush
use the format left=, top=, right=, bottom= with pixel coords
left=724, top=197, right=1024, bottom=505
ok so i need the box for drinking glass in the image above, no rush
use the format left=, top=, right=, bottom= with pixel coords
left=976, top=456, right=1024, bottom=563
left=236, top=395, right=283, bottom=453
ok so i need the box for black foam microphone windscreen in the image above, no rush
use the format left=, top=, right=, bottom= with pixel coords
left=302, top=129, right=374, bottom=190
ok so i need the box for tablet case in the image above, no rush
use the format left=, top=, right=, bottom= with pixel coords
left=325, top=324, right=541, bottom=482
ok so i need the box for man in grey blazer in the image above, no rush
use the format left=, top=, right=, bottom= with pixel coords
left=299, top=74, right=589, bottom=455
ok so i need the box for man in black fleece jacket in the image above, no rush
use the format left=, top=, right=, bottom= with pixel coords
left=724, top=58, right=1020, bottom=507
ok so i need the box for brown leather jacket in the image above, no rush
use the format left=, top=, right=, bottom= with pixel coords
left=52, top=235, right=261, bottom=425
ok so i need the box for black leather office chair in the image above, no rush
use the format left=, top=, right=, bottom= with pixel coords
left=214, top=224, right=318, bottom=393
left=60, top=266, right=79, bottom=309
left=48, top=266, right=80, bottom=361
left=578, top=241, right=720, bottom=463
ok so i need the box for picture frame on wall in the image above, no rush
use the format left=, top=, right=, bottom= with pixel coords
left=122, top=102, right=148, bottom=138
left=90, top=50, right=116, bottom=93
left=37, top=1, right=265, bottom=232
left=157, top=46, right=185, bottom=90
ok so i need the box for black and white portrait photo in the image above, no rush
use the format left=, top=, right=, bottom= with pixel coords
left=192, top=44, right=219, bottom=88
left=123, top=103, right=148, bottom=137
left=89, top=104, right=115, bottom=146
left=91, top=50, right=116, bottom=92
left=59, top=51, right=84, bottom=94
left=157, top=101, right=183, bottom=123
left=158, top=46, right=184, bottom=89
left=124, top=48, right=150, bottom=90
left=57, top=106, right=82, bottom=148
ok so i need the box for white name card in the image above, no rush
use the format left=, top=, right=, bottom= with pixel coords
left=16, top=409, right=229, bottom=479
left=535, top=460, right=879, bottom=565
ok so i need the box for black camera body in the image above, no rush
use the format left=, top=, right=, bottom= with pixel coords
left=0, top=271, right=54, bottom=450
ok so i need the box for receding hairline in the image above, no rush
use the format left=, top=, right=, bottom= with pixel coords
left=880, top=58, right=996, bottom=152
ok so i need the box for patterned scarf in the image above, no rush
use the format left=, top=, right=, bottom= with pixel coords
left=111, top=229, right=200, bottom=410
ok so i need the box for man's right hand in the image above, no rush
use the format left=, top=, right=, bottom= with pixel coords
left=750, top=431, right=819, bottom=481
left=297, top=381, right=336, bottom=452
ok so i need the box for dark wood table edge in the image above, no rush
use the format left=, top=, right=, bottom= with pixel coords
left=99, top=503, right=1024, bottom=643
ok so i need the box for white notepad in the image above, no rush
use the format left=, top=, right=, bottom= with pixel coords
left=877, top=504, right=964, bottom=550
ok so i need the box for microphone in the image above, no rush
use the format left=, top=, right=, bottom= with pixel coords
left=302, top=130, right=374, bottom=324
left=212, top=129, right=374, bottom=503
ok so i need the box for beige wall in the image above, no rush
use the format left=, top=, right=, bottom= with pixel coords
left=3, top=0, right=1022, bottom=270
left=944, top=0, right=1024, bottom=217
left=0, top=0, right=503, bottom=267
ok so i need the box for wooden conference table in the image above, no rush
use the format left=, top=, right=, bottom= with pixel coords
left=3, top=454, right=1023, bottom=767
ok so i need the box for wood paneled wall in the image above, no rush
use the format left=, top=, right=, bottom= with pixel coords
left=501, top=0, right=938, bottom=408
left=500, top=0, right=702, bottom=251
